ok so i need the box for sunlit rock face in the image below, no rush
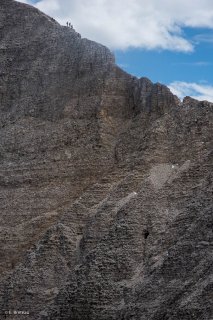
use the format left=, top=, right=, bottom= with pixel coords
left=0, top=1, right=212, bottom=319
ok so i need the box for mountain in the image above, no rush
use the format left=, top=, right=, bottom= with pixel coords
left=0, top=1, right=212, bottom=319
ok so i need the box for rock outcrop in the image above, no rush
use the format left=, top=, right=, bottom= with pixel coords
left=0, top=1, right=212, bottom=319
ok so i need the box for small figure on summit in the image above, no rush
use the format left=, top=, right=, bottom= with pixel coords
left=66, top=22, right=74, bottom=30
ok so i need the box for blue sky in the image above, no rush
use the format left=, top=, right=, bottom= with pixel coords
left=116, top=28, right=213, bottom=84
left=19, top=0, right=213, bottom=101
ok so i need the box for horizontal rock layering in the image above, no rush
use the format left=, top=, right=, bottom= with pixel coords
left=0, top=1, right=212, bottom=319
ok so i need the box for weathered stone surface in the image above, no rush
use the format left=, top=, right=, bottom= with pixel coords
left=0, top=1, right=212, bottom=320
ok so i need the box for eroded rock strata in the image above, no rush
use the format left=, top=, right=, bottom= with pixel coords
left=0, top=1, right=212, bottom=319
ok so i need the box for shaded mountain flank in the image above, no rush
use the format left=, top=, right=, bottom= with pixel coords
left=0, top=1, right=212, bottom=319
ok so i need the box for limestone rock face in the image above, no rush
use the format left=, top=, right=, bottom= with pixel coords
left=0, top=1, right=212, bottom=320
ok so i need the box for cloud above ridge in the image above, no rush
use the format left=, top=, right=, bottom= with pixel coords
left=168, top=81, right=213, bottom=102
left=18, top=0, right=213, bottom=51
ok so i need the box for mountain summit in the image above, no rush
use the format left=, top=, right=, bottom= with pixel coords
left=0, top=1, right=212, bottom=319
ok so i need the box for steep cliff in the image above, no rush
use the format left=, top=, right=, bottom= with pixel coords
left=0, top=1, right=212, bottom=319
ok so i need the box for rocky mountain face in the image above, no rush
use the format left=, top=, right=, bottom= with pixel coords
left=0, top=1, right=212, bottom=319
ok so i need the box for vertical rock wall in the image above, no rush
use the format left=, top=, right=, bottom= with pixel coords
left=0, top=1, right=212, bottom=319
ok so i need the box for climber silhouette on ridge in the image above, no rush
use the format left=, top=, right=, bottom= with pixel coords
left=66, top=22, right=73, bottom=29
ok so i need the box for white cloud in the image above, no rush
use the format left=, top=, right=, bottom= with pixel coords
left=17, top=0, right=213, bottom=51
left=193, top=33, right=213, bottom=44
left=168, top=81, right=213, bottom=102
left=173, top=61, right=212, bottom=66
